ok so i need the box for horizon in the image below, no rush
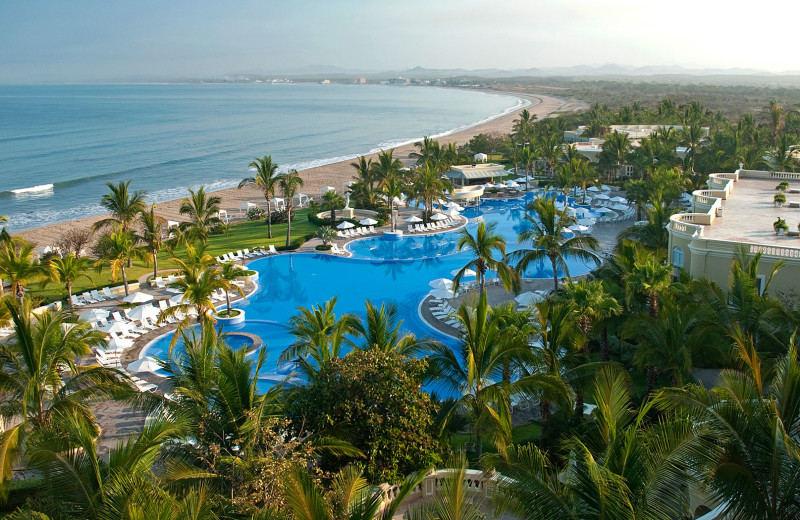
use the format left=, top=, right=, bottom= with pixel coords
left=1, top=0, right=797, bottom=83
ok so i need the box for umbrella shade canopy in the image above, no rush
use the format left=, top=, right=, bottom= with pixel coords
left=127, top=356, right=163, bottom=374
left=577, top=218, right=597, bottom=226
left=336, top=221, right=355, bottom=229
left=505, top=181, right=520, bottom=187
left=430, top=213, right=448, bottom=221
left=601, top=185, right=612, bottom=191
left=515, top=291, right=545, bottom=306
left=447, top=208, right=461, bottom=217
left=168, top=294, right=185, bottom=306
left=610, top=196, right=628, bottom=203
left=405, top=215, right=423, bottom=223
left=612, top=203, right=629, bottom=211
left=428, top=278, right=453, bottom=289
left=429, top=288, right=455, bottom=299
left=126, top=304, right=159, bottom=322
left=451, top=268, right=476, bottom=277
left=321, top=186, right=336, bottom=192
left=99, top=321, right=129, bottom=334
left=569, top=224, right=591, bottom=233
left=514, top=177, right=529, bottom=183
left=587, top=186, right=601, bottom=192
left=359, top=217, right=378, bottom=226
left=123, top=292, right=154, bottom=304
left=593, top=194, right=610, bottom=200
left=82, top=308, right=110, bottom=321
left=595, top=207, right=615, bottom=213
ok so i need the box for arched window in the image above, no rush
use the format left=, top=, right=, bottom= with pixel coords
left=671, top=246, right=684, bottom=268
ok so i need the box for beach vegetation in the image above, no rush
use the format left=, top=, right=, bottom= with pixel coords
left=452, top=221, right=519, bottom=294
left=92, top=229, right=149, bottom=296
left=278, top=169, right=304, bottom=248
left=136, top=204, right=165, bottom=281
left=320, top=190, right=346, bottom=222
left=0, top=240, right=47, bottom=305
left=54, top=227, right=93, bottom=258
left=42, top=254, right=92, bottom=308
left=241, top=155, right=281, bottom=239
left=245, top=206, right=266, bottom=220
left=91, top=180, right=147, bottom=234
left=178, top=186, right=222, bottom=244
left=410, top=161, right=452, bottom=224
left=315, top=225, right=336, bottom=246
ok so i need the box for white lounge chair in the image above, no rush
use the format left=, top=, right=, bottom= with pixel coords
left=71, top=295, right=85, bottom=307
left=81, top=292, right=99, bottom=304
left=330, top=244, right=345, bottom=255
left=268, top=245, right=278, bottom=255
left=91, top=289, right=106, bottom=301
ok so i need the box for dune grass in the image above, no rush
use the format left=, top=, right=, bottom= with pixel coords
left=26, top=210, right=318, bottom=304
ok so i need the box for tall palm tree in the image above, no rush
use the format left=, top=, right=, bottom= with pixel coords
left=370, top=149, right=403, bottom=185
left=44, top=254, right=93, bottom=309
left=510, top=196, right=599, bottom=292
left=560, top=279, right=621, bottom=358
left=412, top=161, right=452, bottom=223
left=218, top=261, right=247, bottom=315
left=350, top=155, right=375, bottom=189
left=137, top=204, right=165, bottom=281
left=278, top=169, right=304, bottom=247
left=452, top=222, right=519, bottom=294
left=0, top=299, right=134, bottom=496
left=321, top=190, right=346, bottom=222
left=378, top=174, right=407, bottom=232
left=93, top=230, right=149, bottom=296
left=91, top=180, right=146, bottom=233
left=241, top=155, right=281, bottom=239
left=179, top=187, right=221, bottom=244
left=0, top=215, right=9, bottom=244
left=0, top=240, right=47, bottom=305
left=355, top=300, right=436, bottom=356
left=598, top=130, right=632, bottom=179
left=623, top=249, right=673, bottom=318
left=281, top=297, right=361, bottom=375
left=410, top=136, right=442, bottom=166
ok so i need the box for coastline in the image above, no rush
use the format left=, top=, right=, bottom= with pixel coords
left=16, top=91, right=586, bottom=248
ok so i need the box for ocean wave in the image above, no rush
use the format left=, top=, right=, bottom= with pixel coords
left=10, top=184, right=54, bottom=195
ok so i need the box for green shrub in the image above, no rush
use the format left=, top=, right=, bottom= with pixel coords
left=246, top=207, right=266, bottom=221
left=315, top=244, right=332, bottom=251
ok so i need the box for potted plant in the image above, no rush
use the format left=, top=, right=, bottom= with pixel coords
left=775, top=193, right=786, bottom=207
left=776, top=182, right=789, bottom=191
left=774, top=217, right=789, bottom=235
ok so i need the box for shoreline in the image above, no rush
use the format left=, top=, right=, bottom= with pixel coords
left=16, top=91, right=586, bottom=248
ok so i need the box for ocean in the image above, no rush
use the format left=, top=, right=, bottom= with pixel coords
left=0, top=83, right=524, bottom=231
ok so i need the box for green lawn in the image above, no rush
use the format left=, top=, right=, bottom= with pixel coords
left=26, top=210, right=319, bottom=305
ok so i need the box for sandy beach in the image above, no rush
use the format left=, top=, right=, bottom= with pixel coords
left=16, top=91, right=586, bottom=248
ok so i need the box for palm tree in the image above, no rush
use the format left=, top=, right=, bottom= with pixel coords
left=765, top=132, right=799, bottom=172
left=618, top=195, right=677, bottom=253
left=321, top=190, right=346, bottom=222
left=93, top=230, right=149, bottom=296
left=624, top=249, right=673, bottom=318
left=44, top=254, right=92, bottom=308
left=598, top=130, right=632, bottom=179
left=378, top=174, right=407, bottom=232
left=350, top=155, right=375, bottom=189
left=370, top=149, right=403, bottom=185
left=137, top=204, right=165, bottom=281
left=241, top=155, right=281, bottom=239
left=512, top=108, right=537, bottom=144
left=179, top=187, right=221, bottom=244
left=278, top=169, right=304, bottom=247
left=412, top=161, right=452, bottom=223
left=452, top=222, right=519, bottom=294
left=355, top=300, right=436, bottom=356
left=510, top=196, right=599, bottom=292
left=0, top=299, right=134, bottom=496
left=281, top=464, right=427, bottom=520
left=281, top=297, right=361, bottom=375
left=0, top=240, right=47, bottom=305
left=410, top=136, right=442, bottom=166
left=561, top=279, right=621, bottom=350
left=315, top=226, right=336, bottom=246
left=91, top=180, right=146, bottom=233
left=0, top=215, right=9, bottom=244
left=218, top=261, right=247, bottom=315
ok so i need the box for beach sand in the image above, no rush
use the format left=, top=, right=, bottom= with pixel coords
left=16, top=91, right=586, bottom=247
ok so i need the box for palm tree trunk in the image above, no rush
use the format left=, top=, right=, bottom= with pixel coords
left=121, top=266, right=129, bottom=296
left=66, top=282, right=73, bottom=309
left=552, top=257, right=559, bottom=292
left=648, top=292, right=659, bottom=318
left=226, top=291, right=231, bottom=313
left=601, top=325, right=610, bottom=362
left=285, top=204, right=292, bottom=247
left=646, top=365, right=658, bottom=397
left=475, top=431, right=483, bottom=459
left=266, top=197, right=273, bottom=239
left=539, top=400, right=551, bottom=442
left=152, top=251, right=158, bottom=281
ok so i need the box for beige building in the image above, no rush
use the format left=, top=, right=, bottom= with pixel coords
left=667, top=169, right=800, bottom=294
left=445, top=163, right=508, bottom=187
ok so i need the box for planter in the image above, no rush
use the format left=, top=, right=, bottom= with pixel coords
left=777, top=228, right=787, bottom=236
left=215, top=309, right=245, bottom=325
left=242, top=271, right=259, bottom=283
left=382, top=230, right=403, bottom=241
left=776, top=202, right=784, bottom=208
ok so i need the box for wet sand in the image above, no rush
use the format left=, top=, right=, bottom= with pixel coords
left=16, top=91, right=586, bottom=248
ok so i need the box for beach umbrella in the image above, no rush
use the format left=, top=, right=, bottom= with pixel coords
left=515, top=291, right=545, bottom=306
left=577, top=218, right=596, bottom=226
left=430, top=213, right=448, bottom=221
left=595, top=207, right=615, bottom=213
left=569, top=224, right=591, bottom=233
left=126, top=304, right=159, bottom=322
left=587, top=186, right=601, bottom=192
left=610, top=196, right=628, bottom=203
left=99, top=321, right=129, bottom=334
left=612, top=203, right=629, bottom=211
left=428, top=278, right=453, bottom=290
left=429, top=288, right=455, bottom=300
left=123, top=292, right=153, bottom=304
left=593, top=194, right=610, bottom=200
left=505, top=180, right=520, bottom=188
left=601, top=185, right=611, bottom=191
left=82, top=308, right=109, bottom=322
left=359, top=217, right=378, bottom=226
left=321, top=186, right=336, bottom=193
left=336, top=221, right=355, bottom=230
left=405, top=215, right=423, bottom=223
left=168, top=294, right=185, bottom=306
left=107, top=337, right=133, bottom=350
left=514, top=177, right=528, bottom=183
left=127, top=356, right=163, bottom=374
left=451, top=268, right=476, bottom=277
left=447, top=208, right=461, bottom=217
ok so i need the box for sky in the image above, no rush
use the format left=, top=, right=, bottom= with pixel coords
left=0, top=0, right=796, bottom=83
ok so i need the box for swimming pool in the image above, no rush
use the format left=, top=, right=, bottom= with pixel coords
left=141, top=193, right=599, bottom=384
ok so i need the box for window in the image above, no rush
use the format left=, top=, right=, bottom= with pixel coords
left=671, top=246, right=684, bottom=268
left=755, top=275, right=766, bottom=296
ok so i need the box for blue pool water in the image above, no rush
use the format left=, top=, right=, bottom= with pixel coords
left=142, top=194, right=598, bottom=392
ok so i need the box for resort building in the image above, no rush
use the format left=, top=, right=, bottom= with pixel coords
left=445, top=163, right=509, bottom=187
left=564, top=124, right=709, bottom=143
left=667, top=169, right=800, bottom=295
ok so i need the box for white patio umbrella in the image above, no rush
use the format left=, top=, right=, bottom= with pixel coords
left=447, top=208, right=461, bottom=217
left=429, top=288, right=455, bottom=299
left=514, top=177, right=528, bottom=183
left=612, top=203, right=629, bottom=211
left=127, top=357, right=165, bottom=376
left=336, top=221, right=355, bottom=230
left=593, top=194, right=610, bottom=200
left=82, top=308, right=109, bottom=321
left=451, top=268, right=476, bottom=277
left=587, top=186, right=601, bottom=192
left=123, top=292, right=154, bottom=304
left=428, top=278, right=453, bottom=290
left=168, top=293, right=185, bottom=306
left=577, top=218, right=597, bottom=226
left=569, top=224, right=591, bottom=233
left=430, top=213, right=448, bottom=221
left=405, top=215, right=423, bottom=223
left=321, top=186, right=336, bottom=193
left=107, top=337, right=133, bottom=350
left=359, top=217, right=378, bottom=226
left=99, top=321, right=129, bottom=334
left=610, top=196, right=628, bottom=203
left=126, top=304, right=159, bottom=322
left=505, top=181, right=520, bottom=188
left=514, top=292, right=545, bottom=306
left=601, top=185, right=612, bottom=191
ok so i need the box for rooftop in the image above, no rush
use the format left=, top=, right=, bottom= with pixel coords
left=446, top=163, right=508, bottom=180
left=702, top=177, right=800, bottom=247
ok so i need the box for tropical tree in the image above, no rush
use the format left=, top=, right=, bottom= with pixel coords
left=281, top=297, right=361, bottom=375
left=0, top=299, right=134, bottom=497
left=93, top=230, right=149, bottom=296
left=321, top=190, right=346, bottom=222
left=44, top=254, right=93, bottom=308
left=315, top=226, right=336, bottom=246
left=0, top=240, right=47, bottom=305
left=179, top=187, right=221, bottom=244
left=412, top=161, right=452, bottom=223
left=350, top=155, right=375, bottom=190
left=356, top=300, right=436, bottom=356
left=512, top=108, right=537, bottom=144
left=0, top=215, right=9, bottom=244
left=241, top=155, right=281, bottom=239
left=623, top=248, right=674, bottom=318
left=406, top=456, right=486, bottom=520
left=137, top=204, right=165, bottom=280
left=618, top=195, right=678, bottom=252
left=765, top=132, right=799, bottom=172
left=218, top=261, right=247, bottom=315
left=370, top=149, right=403, bottom=185
left=278, top=169, right=304, bottom=247
left=560, top=279, right=621, bottom=353
left=511, top=196, right=599, bottom=292
left=452, top=221, right=519, bottom=294
left=378, top=173, right=407, bottom=232
left=598, top=130, right=632, bottom=179
left=91, top=180, right=146, bottom=233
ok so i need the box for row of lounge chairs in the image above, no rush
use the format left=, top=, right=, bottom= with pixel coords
left=406, top=219, right=459, bottom=234
left=429, top=300, right=464, bottom=330
left=337, top=226, right=376, bottom=238
left=216, top=246, right=277, bottom=264
left=71, top=287, right=117, bottom=307
left=152, top=274, right=184, bottom=290
left=93, top=348, right=159, bottom=392
left=330, top=244, right=347, bottom=255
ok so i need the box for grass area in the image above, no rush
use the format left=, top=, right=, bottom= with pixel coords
left=450, top=422, right=542, bottom=466
left=26, top=210, right=318, bottom=305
